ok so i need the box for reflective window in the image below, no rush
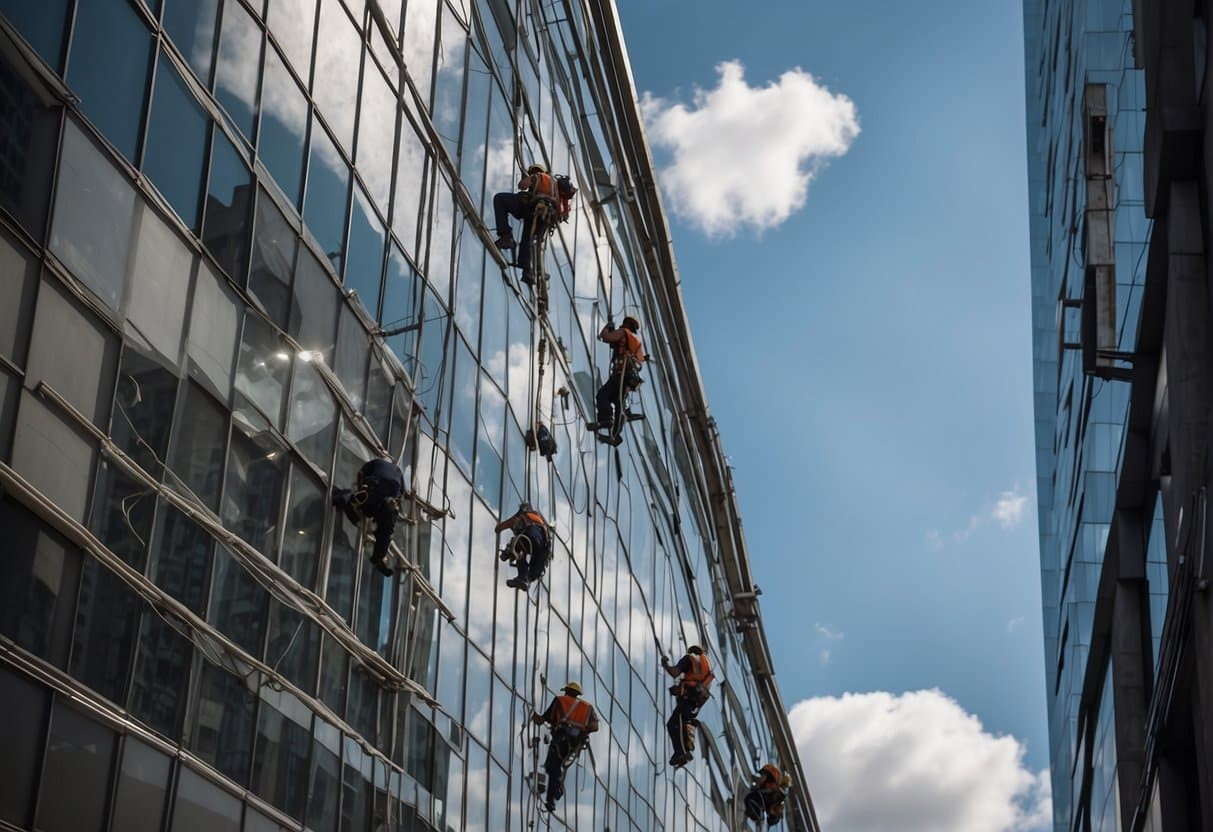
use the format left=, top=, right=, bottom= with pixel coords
left=224, top=409, right=288, bottom=557
left=190, top=662, right=256, bottom=786
left=431, top=4, right=465, bottom=159
left=235, top=315, right=291, bottom=427
left=187, top=262, right=242, bottom=402
left=289, top=249, right=339, bottom=364
left=0, top=229, right=37, bottom=366
left=90, top=461, right=156, bottom=570
left=144, top=52, right=209, bottom=229
left=0, top=0, right=69, bottom=69
left=203, top=131, right=254, bottom=282
left=250, top=190, right=298, bottom=326
left=401, top=0, right=437, bottom=104
left=266, top=0, right=317, bottom=83
left=303, top=119, right=350, bottom=276
left=0, top=54, right=58, bottom=238
left=127, top=202, right=195, bottom=362
left=313, top=0, right=361, bottom=151
left=287, top=355, right=338, bottom=466
left=50, top=120, right=136, bottom=311
left=341, top=735, right=372, bottom=831
left=454, top=219, right=483, bottom=343
left=318, top=634, right=349, bottom=714
left=172, top=766, right=241, bottom=832
left=448, top=338, right=476, bottom=473
left=111, top=344, right=178, bottom=477
left=364, top=355, right=392, bottom=442
left=11, top=391, right=96, bottom=522
left=208, top=542, right=268, bottom=656
left=151, top=504, right=214, bottom=615
left=66, top=0, right=152, bottom=160
left=334, top=305, right=369, bottom=409
left=163, top=0, right=220, bottom=83
left=265, top=601, right=319, bottom=694
left=416, top=287, right=448, bottom=415
left=252, top=688, right=313, bottom=820
left=259, top=43, right=309, bottom=207
left=0, top=664, right=47, bottom=826
left=111, top=738, right=171, bottom=832
left=38, top=702, right=116, bottom=832
left=25, top=278, right=116, bottom=425
left=344, top=186, right=386, bottom=319
left=0, top=499, right=79, bottom=669
left=129, top=612, right=193, bottom=739
left=281, top=464, right=325, bottom=588
left=308, top=717, right=342, bottom=831
left=215, top=0, right=262, bottom=140
left=426, top=177, right=455, bottom=300
left=392, top=116, right=428, bottom=261
left=327, top=421, right=371, bottom=620
left=71, top=560, right=141, bottom=703
left=355, top=60, right=396, bottom=215
left=169, top=382, right=229, bottom=511
left=459, top=49, right=490, bottom=208
left=381, top=243, right=420, bottom=362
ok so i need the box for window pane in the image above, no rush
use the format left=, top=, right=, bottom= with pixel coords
left=38, top=702, right=116, bottom=832
left=89, top=461, right=156, bottom=570
left=163, top=0, right=220, bottom=83
left=66, top=0, right=152, bottom=160
left=259, top=43, right=308, bottom=207
left=235, top=314, right=291, bottom=427
left=71, top=560, right=141, bottom=704
left=381, top=244, right=419, bottom=362
left=307, top=718, right=342, bottom=832
left=111, top=738, right=171, bottom=832
left=190, top=662, right=256, bottom=786
left=0, top=664, right=48, bottom=826
left=214, top=0, right=261, bottom=140
left=281, top=464, right=325, bottom=587
left=334, top=305, right=369, bottom=410
left=223, top=411, right=288, bottom=557
left=0, top=0, right=69, bottom=69
left=251, top=688, right=313, bottom=820
left=129, top=612, right=193, bottom=739
left=313, top=0, right=360, bottom=151
left=26, top=278, right=116, bottom=425
left=203, top=131, right=254, bottom=282
left=0, top=499, right=80, bottom=669
left=344, top=186, right=385, bottom=319
left=111, top=343, right=179, bottom=475
left=265, top=601, right=318, bottom=694
left=144, top=53, right=209, bottom=230
left=171, top=767, right=241, bottom=832
left=0, top=228, right=38, bottom=366
left=289, top=249, right=339, bottom=364
left=341, top=735, right=371, bottom=831
left=151, top=504, right=214, bottom=615
left=208, top=543, right=268, bottom=656
left=401, top=0, right=437, bottom=104
left=50, top=120, right=136, bottom=311
left=0, top=52, right=58, bottom=238
left=169, top=382, right=229, bottom=511
left=250, top=190, right=298, bottom=327
left=431, top=5, right=464, bottom=159
left=187, top=262, right=242, bottom=402
left=364, top=356, right=392, bottom=442
left=127, top=202, right=195, bottom=363
left=11, top=390, right=96, bottom=521
left=392, top=117, right=427, bottom=262
left=266, top=0, right=316, bottom=81
left=287, top=355, right=337, bottom=467
left=303, top=119, right=349, bottom=276
left=355, top=60, right=395, bottom=215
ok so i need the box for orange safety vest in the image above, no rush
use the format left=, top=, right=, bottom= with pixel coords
left=611, top=329, right=645, bottom=374
left=522, top=511, right=546, bottom=528
left=683, top=654, right=713, bottom=687
left=527, top=172, right=560, bottom=203
left=554, top=695, right=593, bottom=730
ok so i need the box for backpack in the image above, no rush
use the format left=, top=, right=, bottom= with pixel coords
left=555, top=175, right=577, bottom=222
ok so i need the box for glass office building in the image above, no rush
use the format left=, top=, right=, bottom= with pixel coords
left=1021, top=0, right=1213, bottom=828
left=0, top=1, right=816, bottom=831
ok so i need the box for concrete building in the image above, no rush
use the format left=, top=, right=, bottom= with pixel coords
left=0, top=1, right=817, bottom=830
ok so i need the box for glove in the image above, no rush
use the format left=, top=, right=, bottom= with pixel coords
left=606, top=319, right=616, bottom=330
left=660, top=655, right=670, bottom=668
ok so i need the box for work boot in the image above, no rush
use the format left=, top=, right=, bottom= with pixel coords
left=494, top=233, right=515, bottom=250
left=506, top=576, right=529, bottom=590
left=544, top=800, right=556, bottom=812
left=369, top=555, right=393, bottom=577
left=499, top=548, right=515, bottom=563
left=669, top=752, right=691, bottom=768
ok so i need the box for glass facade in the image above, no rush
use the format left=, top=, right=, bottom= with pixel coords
left=0, top=1, right=815, bottom=831
left=1023, top=1, right=1153, bottom=829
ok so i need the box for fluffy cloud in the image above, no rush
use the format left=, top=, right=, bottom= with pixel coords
left=640, top=60, right=859, bottom=237
left=927, top=487, right=1033, bottom=548
left=992, top=490, right=1030, bottom=529
left=789, top=690, right=1051, bottom=832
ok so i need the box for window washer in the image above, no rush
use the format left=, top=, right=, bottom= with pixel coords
left=331, top=457, right=404, bottom=576
left=661, top=644, right=713, bottom=767
left=495, top=501, right=551, bottom=590
left=493, top=163, right=562, bottom=285
left=531, top=682, right=599, bottom=813
left=589, top=316, right=645, bottom=445
left=744, top=764, right=791, bottom=827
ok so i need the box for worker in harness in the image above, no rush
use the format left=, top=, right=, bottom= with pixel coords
left=494, top=502, right=551, bottom=590
left=531, top=682, right=599, bottom=812
left=331, top=457, right=404, bottom=576
left=662, top=644, right=713, bottom=767
left=744, top=764, right=791, bottom=826
left=589, top=316, right=645, bottom=445
left=493, top=163, right=563, bottom=285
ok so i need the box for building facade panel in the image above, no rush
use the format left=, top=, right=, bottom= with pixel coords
left=0, top=1, right=815, bottom=830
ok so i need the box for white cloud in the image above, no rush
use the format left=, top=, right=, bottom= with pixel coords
left=820, top=648, right=832, bottom=666
left=993, top=489, right=1030, bottom=529
left=789, top=690, right=1051, bottom=832
left=640, top=60, right=859, bottom=237
left=816, top=623, right=845, bottom=641
left=1006, top=617, right=1025, bottom=633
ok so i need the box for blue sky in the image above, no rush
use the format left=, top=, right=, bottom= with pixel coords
left=616, top=2, right=1050, bottom=828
